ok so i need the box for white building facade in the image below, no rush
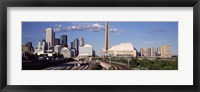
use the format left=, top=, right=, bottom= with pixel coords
left=61, top=47, right=71, bottom=58
left=34, top=40, right=46, bottom=55
left=79, top=44, right=93, bottom=56
left=54, top=45, right=61, bottom=54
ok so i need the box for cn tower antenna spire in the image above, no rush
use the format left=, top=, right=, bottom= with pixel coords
left=105, top=21, right=110, bottom=50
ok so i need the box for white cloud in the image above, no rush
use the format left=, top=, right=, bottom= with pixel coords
left=53, top=27, right=62, bottom=32
left=53, top=24, right=63, bottom=32
left=55, top=24, right=62, bottom=28
left=110, top=28, right=125, bottom=33
left=53, top=23, right=125, bottom=33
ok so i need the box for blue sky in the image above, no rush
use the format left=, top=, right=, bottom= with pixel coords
left=22, top=22, right=178, bottom=55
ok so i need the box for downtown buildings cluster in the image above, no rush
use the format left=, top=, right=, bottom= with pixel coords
left=22, top=28, right=95, bottom=60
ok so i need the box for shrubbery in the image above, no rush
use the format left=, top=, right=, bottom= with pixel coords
left=112, top=57, right=178, bottom=70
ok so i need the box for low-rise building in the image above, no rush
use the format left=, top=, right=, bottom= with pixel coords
left=61, top=47, right=71, bottom=58
left=79, top=44, right=93, bottom=57
left=34, top=40, right=47, bottom=55
left=54, top=45, right=61, bottom=54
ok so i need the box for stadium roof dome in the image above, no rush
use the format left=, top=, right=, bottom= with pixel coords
left=109, top=43, right=134, bottom=51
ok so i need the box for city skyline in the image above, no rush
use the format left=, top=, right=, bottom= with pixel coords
left=22, top=22, right=178, bottom=55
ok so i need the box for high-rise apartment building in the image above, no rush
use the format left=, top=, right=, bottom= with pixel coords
left=151, top=48, right=156, bottom=57
left=160, top=45, right=172, bottom=58
left=156, top=48, right=161, bottom=56
left=140, top=48, right=151, bottom=57
left=141, top=46, right=171, bottom=58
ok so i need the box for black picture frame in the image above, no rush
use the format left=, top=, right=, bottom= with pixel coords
left=0, top=0, right=200, bottom=92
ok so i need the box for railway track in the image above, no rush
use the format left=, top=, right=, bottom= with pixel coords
left=42, top=61, right=127, bottom=70
left=101, top=61, right=128, bottom=70
left=43, top=64, right=89, bottom=70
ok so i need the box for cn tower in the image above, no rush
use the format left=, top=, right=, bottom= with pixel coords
left=105, top=22, right=110, bottom=50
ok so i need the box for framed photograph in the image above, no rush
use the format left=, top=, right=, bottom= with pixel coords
left=0, top=0, right=199, bottom=92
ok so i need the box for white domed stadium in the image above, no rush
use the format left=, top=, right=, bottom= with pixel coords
left=102, top=43, right=137, bottom=57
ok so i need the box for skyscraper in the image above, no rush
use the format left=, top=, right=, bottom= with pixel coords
left=80, top=36, right=85, bottom=46
left=54, top=38, right=60, bottom=45
left=105, top=22, right=110, bottom=50
left=71, top=42, right=74, bottom=49
left=46, top=28, right=55, bottom=49
left=74, top=38, right=79, bottom=56
left=61, top=35, right=67, bottom=47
